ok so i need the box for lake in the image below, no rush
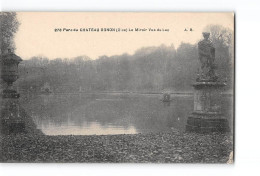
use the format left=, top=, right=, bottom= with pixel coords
left=20, top=93, right=233, bottom=135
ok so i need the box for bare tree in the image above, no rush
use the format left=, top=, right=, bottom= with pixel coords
left=203, top=24, right=234, bottom=89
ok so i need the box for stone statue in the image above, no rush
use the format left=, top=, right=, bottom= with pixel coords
left=197, top=32, right=218, bottom=81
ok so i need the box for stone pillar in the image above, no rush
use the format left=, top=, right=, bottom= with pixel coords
left=186, top=82, right=230, bottom=133
left=0, top=97, right=26, bottom=135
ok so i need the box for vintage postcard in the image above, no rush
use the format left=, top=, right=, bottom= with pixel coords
left=0, top=12, right=234, bottom=163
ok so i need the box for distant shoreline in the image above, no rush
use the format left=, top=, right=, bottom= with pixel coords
left=18, top=90, right=233, bottom=96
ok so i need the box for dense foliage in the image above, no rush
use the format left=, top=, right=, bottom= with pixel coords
left=0, top=12, right=20, bottom=54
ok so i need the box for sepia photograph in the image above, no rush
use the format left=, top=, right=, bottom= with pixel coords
left=0, top=12, right=234, bottom=163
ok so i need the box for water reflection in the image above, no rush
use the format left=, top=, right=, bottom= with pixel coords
left=38, top=122, right=137, bottom=135
left=20, top=93, right=232, bottom=135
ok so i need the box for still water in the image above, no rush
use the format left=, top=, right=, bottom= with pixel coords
left=21, top=93, right=233, bottom=135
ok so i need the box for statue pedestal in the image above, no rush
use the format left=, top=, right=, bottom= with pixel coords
left=0, top=92, right=26, bottom=135
left=1, top=91, right=43, bottom=135
left=186, top=81, right=230, bottom=133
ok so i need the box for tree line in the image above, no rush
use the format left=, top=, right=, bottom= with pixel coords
left=16, top=25, right=233, bottom=93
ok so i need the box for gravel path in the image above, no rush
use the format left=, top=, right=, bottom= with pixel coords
left=0, top=132, right=233, bottom=163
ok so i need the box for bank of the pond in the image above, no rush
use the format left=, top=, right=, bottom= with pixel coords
left=0, top=132, right=233, bottom=163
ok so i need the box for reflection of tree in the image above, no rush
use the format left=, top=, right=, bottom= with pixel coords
left=22, top=94, right=232, bottom=135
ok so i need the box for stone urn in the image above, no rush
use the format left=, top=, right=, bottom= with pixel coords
left=0, top=49, right=22, bottom=98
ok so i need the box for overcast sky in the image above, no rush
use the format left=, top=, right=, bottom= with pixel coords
left=14, top=12, right=234, bottom=60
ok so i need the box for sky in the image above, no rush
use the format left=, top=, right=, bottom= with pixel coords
left=14, top=12, right=234, bottom=60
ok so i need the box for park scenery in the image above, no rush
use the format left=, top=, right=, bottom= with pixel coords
left=0, top=12, right=234, bottom=163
